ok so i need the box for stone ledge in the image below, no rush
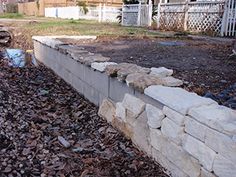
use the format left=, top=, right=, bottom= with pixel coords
left=33, top=36, right=236, bottom=177
left=144, top=85, right=216, bottom=115
left=189, top=104, right=236, bottom=136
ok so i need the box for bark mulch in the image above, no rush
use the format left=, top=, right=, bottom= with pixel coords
left=0, top=57, right=168, bottom=177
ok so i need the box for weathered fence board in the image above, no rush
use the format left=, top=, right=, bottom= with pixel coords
left=122, top=2, right=152, bottom=27
left=221, top=0, right=236, bottom=36
left=123, top=1, right=235, bottom=37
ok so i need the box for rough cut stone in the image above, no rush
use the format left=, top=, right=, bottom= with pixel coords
left=126, top=73, right=163, bottom=92
left=98, top=99, right=116, bottom=123
left=105, top=63, right=150, bottom=81
left=205, top=127, right=236, bottom=164
left=79, top=54, right=110, bottom=65
left=117, top=64, right=150, bottom=81
left=160, top=76, right=183, bottom=87
left=115, top=102, right=126, bottom=121
left=150, top=128, right=166, bottom=151
left=111, top=116, right=133, bottom=139
left=58, top=44, right=85, bottom=55
left=132, top=111, right=151, bottom=155
left=213, top=155, right=236, bottom=177
left=189, top=104, right=236, bottom=135
left=91, top=62, right=117, bottom=72
left=152, top=148, right=189, bottom=177
left=150, top=67, right=173, bottom=77
left=70, top=52, right=95, bottom=62
left=32, top=36, right=63, bottom=48
left=183, top=135, right=216, bottom=171
left=161, top=118, right=184, bottom=145
left=122, top=94, right=145, bottom=118
left=201, top=167, right=216, bottom=177
left=144, top=85, right=216, bottom=115
left=163, top=106, right=185, bottom=126
left=146, top=104, right=165, bottom=128
left=185, top=117, right=207, bottom=142
left=157, top=138, right=201, bottom=177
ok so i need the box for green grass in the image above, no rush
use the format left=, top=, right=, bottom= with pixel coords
left=0, top=13, right=23, bottom=19
left=24, top=18, right=163, bottom=37
left=12, top=17, right=170, bottom=50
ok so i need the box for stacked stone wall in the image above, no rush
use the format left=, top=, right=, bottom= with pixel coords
left=33, top=36, right=236, bottom=177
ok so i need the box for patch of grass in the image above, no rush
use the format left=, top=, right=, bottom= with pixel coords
left=0, top=13, right=23, bottom=19
left=24, top=19, right=160, bottom=37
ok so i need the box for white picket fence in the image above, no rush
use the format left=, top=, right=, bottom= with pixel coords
left=122, top=0, right=235, bottom=37
left=221, top=0, right=236, bottom=36
left=45, top=5, right=120, bottom=23
left=122, top=2, right=152, bottom=26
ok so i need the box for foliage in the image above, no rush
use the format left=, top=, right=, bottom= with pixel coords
left=0, top=13, right=23, bottom=19
left=6, top=3, right=18, bottom=13
left=123, top=0, right=139, bottom=4
left=76, top=1, right=89, bottom=14
left=152, top=5, right=158, bottom=22
left=36, top=0, right=40, bottom=10
left=117, top=8, right=122, bottom=24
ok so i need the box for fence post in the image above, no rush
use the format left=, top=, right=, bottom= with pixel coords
left=121, top=3, right=124, bottom=26
left=184, top=0, right=189, bottom=31
left=98, top=3, right=102, bottom=22
left=157, top=2, right=161, bottom=29
left=137, top=1, right=141, bottom=26
left=103, top=3, right=106, bottom=22
left=148, top=0, right=153, bottom=26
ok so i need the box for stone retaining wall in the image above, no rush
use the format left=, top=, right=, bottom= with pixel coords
left=33, top=36, right=236, bottom=177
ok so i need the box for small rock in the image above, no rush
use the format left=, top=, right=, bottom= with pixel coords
left=220, top=80, right=227, bottom=83
left=3, top=166, right=12, bottom=173
left=91, top=62, right=117, bottom=72
left=150, top=67, right=173, bottom=77
left=58, top=136, right=71, bottom=148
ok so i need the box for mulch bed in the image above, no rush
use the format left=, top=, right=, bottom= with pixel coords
left=0, top=56, right=168, bottom=177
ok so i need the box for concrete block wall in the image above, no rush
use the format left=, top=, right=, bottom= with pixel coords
left=33, top=36, right=236, bottom=177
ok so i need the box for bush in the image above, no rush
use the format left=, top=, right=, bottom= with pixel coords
left=123, top=0, right=139, bottom=4
left=76, top=1, right=89, bottom=14
left=6, top=3, right=18, bottom=13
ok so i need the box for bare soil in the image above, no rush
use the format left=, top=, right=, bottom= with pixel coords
left=72, top=36, right=236, bottom=95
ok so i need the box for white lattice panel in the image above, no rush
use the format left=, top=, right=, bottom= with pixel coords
left=159, top=3, right=186, bottom=30
left=187, top=2, right=224, bottom=34
left=158, top=1, right=225, bottom=35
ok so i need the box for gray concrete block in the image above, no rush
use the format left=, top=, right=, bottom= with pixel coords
left=71, top=74, right=84, bottom=95
left=59, top=54, right=84, bottom=80
left=109, top=77, right=134, bottom=102
left=134, top=90, right=164, bottom=109
left=33, top=41, right=42, bottom=61
left=99, top=93, right=108, bottom=107
left=83, top=66, right=109, bottom=97
left=62, top=68, right=73, bottom=85
left=83, top=83, right=99, bottom=106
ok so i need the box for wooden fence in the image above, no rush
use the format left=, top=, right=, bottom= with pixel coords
left=122, top=2, right=152, bottom=26
left=221, top=0, right=236, bottom=36
left=45, top=5, right=120, bottom=22
left=122, top=0, right=235, bottom=37
left=157, top=1, right=225, bottom=35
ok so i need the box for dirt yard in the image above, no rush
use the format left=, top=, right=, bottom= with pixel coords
left=73, top=36, right=236, bottom=96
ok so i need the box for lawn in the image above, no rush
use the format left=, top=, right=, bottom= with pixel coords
left=9, top=17, right=168, bottom=50
left=24, top=19, right=161, bottom=36
left=0, top=13, right=23, bottom=19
